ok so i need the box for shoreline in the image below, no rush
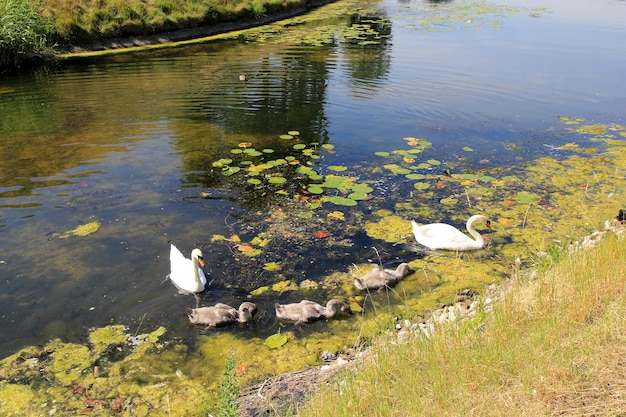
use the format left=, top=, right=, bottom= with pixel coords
left=55, top=0, right=336, bottom=59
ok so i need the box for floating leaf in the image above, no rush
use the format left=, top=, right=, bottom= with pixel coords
left=243, top=149, right=262, bottom=157
left=406, top=173, right=426, bottom=180
left=280, top=134, right=294, bottom=140
left=262, top=148, right=275, bottom=153
left=247, top=178, right=262, bottom=185
left=348, top=192, right=369, bottom=200
left=314, top=230, right=331, bottom=239
left=264, top=333, right=288, bottom=349
left=287, top=130, right=300, bottom=136
left=427, top=159, right=441, bottom=165
left=479, top=176, right=497, bottom=182
left=404, top=136, right=420, bottom=146
left=458, top=173, right=479, bottom=180
left=230, top=149, right=243, bottom=154
left=413, top=182, right=431, bottom=190
left=440, top=197, right=458, bottom=205
left=251, top=286, right=270, bottom=296
left=321, top=144, right=335, bottom=150
left=222, top=167, right=241, bottom=176
left=391, top=167, right=411, bottom=175
left=250, top=236, right=271, bottom=247
left=329, top=196, right=358, bottom=206
left=328, top=165, right=347, bottom=172
left=263, top=262, right=282, bottom=271
left=272, top=280, right=295, bottom=292
left=328, top=211, right=345, bottom=220
left=212, top=158, right=233, bottom=167
left=297, top=212, right=313, bottom=219
left=463, top=146, right=474, bottom=152
left=375, top=151, right=390, bottom=157
left=307, top=185, right=324, bottom=194
left=513, top=191, right=541, bottom=204
left=293, top=144, right=307, bottom=150
left=268, top=176, right=287, bottom=184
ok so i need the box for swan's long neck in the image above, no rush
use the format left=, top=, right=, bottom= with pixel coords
left=191, top=256, right=202, bottom=286
left=466, top=216, right=485, bottom=246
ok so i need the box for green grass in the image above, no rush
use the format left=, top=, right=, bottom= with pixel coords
left=42, top=0, right=308, bottom=45
left=296, top=226, right=626, bottom=416
left=0, top=0, right=315, bottom=67
left=0, top=0, right=51, bottom=67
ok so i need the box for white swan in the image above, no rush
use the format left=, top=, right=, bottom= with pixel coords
left=411, top=215, right=491, bottom=251
left=169, top=243, right=207, bottom=293
left=275, top=299, right=352, bottom=324
left=186, top=302, right=257, bottom=327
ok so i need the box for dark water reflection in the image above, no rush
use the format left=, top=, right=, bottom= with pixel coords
left=0, top=0, right=625, bottom=357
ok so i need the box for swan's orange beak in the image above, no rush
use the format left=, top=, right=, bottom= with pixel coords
left=198, top=256, right=205, bottom=267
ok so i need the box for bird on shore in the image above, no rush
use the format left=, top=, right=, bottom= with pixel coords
left=186, top=302, right=257, bottom=327
left=411, top=215, right=491, bottom=251
left=275, top=299, right=352, bottom=324
left=354, top=263, right=411, bottom=291
left=169, top=243, right=207, bottom=294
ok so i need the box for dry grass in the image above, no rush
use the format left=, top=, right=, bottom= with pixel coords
left=297, top=229, right=626, bottom=416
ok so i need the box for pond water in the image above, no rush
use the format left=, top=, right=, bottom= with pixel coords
left=0, top=0, right=625, bottom=360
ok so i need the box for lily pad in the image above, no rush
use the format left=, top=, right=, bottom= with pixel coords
left=287, top=130, right=300, bottom=136
left=406, top=173, right=426, bottom=180
left=375, top=151, right=390, bottom=157
left=414, top=182, right=431, bottom=190
left=280, top=134, right=294, bottom=140
left=328, top=165, right=348, bottom=172
left=268, top=176, right=287, bottom=184
left=222, top=167, right=241, bottom=176
left=264, top=333, right=288, bottom=349
left=263, top=262, right=282, bottom=271
left=321, top=144, right=335, bottom=150
left=307, top=185, right=324, bottom=194
left=293, top=144, right=307, bottom=150
left=440, top=197, right=458, bottom=206
left=329, top=196, right=358, bottom=206
left=513, top=191, right=541, bottom=204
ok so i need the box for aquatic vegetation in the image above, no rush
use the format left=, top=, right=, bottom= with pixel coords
left=394, top=0, right=547, bottom=33
left=2, top=118, right=625, bottom=416
left=55, top=220, right=100, bottom=238
left=264, top=332, right=288, bottom=349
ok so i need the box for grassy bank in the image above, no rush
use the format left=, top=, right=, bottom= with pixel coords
left=0, top=0, right=321, bottom=68
left=297, top=222, right=626, bottom=416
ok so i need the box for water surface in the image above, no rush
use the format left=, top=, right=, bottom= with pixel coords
left=0, top=0, right=625, bottom=357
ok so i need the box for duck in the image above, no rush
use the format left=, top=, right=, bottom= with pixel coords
left=186, top=302, right=257, bottom=327
left=354, top=263, right=411, bottom=291
left=411, top=214, right=491, bottom=251
left=275, top=299, right=352, bottom=324
left=169, top=243, right=208, bottom=294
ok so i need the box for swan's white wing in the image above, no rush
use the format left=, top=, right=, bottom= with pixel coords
left=169, top=244, right=206, bottom=292
left=413, top=222, right=475, bottom=250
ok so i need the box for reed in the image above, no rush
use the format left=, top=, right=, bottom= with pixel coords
left=297, top=230, right=626, bottom=416
left=0, top=0, right=51, bottom=67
